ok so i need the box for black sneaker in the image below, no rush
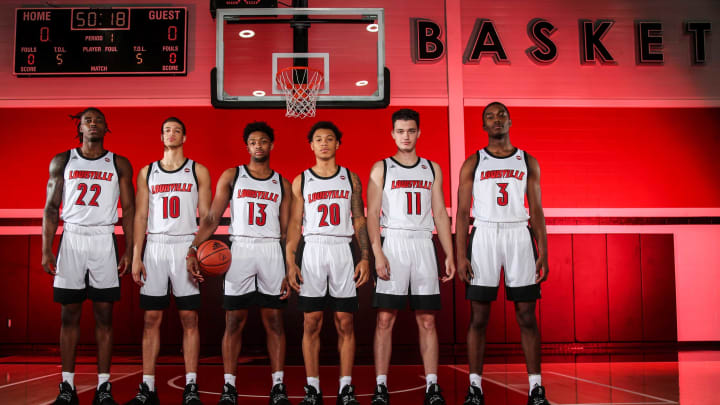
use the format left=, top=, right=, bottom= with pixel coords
left=299, top=385, right=323, bottom=405
left=93, top=382, right=118, bottom=405
left=370, top=384, right=389, bottom=405
left=53, top=381, right=79, bottom=405
left=183, top=383, right=202, bottom=405
left=218, top=383, right=237, bottom=405
left=463, top=385, right=484, bottom=405
left=527, top=385, right=550, bottom=405
left=269, top=383, right=291, bottom=405
left=424, top=383, right=445, bottom=405
left=336, top=384, right=359, bottom=405
left=124, top=382, right=159, bottom=405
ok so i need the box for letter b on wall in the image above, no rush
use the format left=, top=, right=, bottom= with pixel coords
left=411, top=18, right=445, bottom=63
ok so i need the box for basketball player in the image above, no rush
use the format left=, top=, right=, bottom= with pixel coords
left=42, top=108, right=135, bottom=405
left=367, top=109, right=455, bottom=405
left=286, top=121, right=370, bottom=405
left=186, top=122, right=292, bottom=405
left=125, top=117, right=211, bottom=405
left=456, top=102, right=550, bottom=405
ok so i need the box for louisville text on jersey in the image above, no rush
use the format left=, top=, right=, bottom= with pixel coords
left=307, top=190, right=350, bottom=203
left=150, top=183, right=194, bottom=194
left=390, top=180, right=433, bottom=190
left=479, top=169, right=525, bottom=181
left=236, top=188, right=279, bottom=202
left=68, top=170, right=114, bottom=181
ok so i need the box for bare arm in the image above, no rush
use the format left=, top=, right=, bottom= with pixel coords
left=41, top=152, right=69, bottom=275
left=187, top=167, right=234, bottom=281
left=430, top=161, right=455, bottom=282
left=366, top=161, right=389, bottom=280
left=115, top=155, right=135, bottom=277
left=278, top=176, right=293, bottom=299
left=195, top=163, right=212, bottom=221
left=455, top=154, right=478, bottom=283
left=279, top=176, right=292, bottom=242
left=131, top=165, right=149, bottom=286
left=349, top=171, right=370, bottom=287
left=526, top=153, right=549, bottom=283
left=285, top=175, right=305, bottom=292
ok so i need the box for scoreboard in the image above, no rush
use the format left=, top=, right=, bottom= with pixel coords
left=14, top=7, right=187, bottom=76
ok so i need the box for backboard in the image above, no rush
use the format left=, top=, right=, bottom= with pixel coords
left=212, top=8, right=389, bottom=109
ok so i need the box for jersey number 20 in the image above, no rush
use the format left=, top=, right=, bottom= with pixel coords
left=318, top=203, right=340, bottom=226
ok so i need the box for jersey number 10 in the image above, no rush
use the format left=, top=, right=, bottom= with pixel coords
left=162, top=196, right=180, bottom=218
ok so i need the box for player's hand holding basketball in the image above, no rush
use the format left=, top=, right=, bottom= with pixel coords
left=535, top=253, right=549, bottom=283
left=186, top=249, right=204, bottom=284
left=457, top=256, right=473, bottom=283
left=286, top=262, right=303, bottom=293
left=354, top=258, right=370, bottom=287
left=374, top=251, right=391, bottom=281
left=117, top=251, right=131, bottom=277
left=441, top=256, right=456, bottom=283
left=41, top=250, right=57, bottom=275
left=131, top=258, right=147, bottom=287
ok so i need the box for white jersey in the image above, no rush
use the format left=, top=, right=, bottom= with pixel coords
left=228, top=165, right=284, bottom=238
left=146, top=159, right=199, bottom=235
left=381, top=157, right=435, bottom=233
left=302, top=167, right=354, bottom=238
left=61, top=148, right=120, bottom=226
left=472, top=148, right=530, bottom=224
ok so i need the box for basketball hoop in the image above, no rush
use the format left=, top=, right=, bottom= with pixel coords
left=275, top=67, right=324, bottom=119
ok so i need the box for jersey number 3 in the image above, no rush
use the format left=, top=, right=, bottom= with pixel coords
left=496, top=183, right=509, bottom=206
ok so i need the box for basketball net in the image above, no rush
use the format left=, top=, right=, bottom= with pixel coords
left=276, top=67, right=323, bottom=119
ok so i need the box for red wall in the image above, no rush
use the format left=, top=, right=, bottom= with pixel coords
left=464, top=107, right=720, bottom=208
left=2, top=233, right=676, bottom=347
left=0, top=106, right=452, bottom=210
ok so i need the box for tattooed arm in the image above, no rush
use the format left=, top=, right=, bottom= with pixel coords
left=349, top=170, right=370, bottom=287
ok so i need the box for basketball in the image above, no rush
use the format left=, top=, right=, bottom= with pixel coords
left=197, top=240, right=231, bottom=276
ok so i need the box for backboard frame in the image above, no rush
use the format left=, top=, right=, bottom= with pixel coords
left=212, top=7, right=389, bottom=109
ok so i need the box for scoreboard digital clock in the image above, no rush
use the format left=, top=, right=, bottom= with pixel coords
left=14, top=7, right=187, bottom=76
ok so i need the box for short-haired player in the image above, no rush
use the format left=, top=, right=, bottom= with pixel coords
left=126, top=117, right=212, bottom=405
left=367, top=109, right=456, bottom=405
left=456, top=102, right=550, bottom=405
left=42, top=108, right=135, bottom=405
left=186, top=121, right=293, bottom=405
left=286, top=121, right=371, bottom=405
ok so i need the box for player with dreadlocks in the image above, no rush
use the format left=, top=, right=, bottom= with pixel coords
left=42, top=107, right=135, bottom=405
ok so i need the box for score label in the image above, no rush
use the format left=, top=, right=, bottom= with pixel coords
left=14, top=7, right=187, bottom=76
